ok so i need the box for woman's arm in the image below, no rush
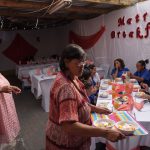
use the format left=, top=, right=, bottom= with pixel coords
left=141, top=93, right=150, bottom=100
left=131, top=74, right=144, bottom=82
left=0, top=85, right=21, bottom=94
left=11, top=86, right=21, bottom=94
left=112, top=69, right=118, bottom=79
left=62, top=121, right=125, bottom=142
left=0, top=85, right=12, bottom=93
left=89, top=103, right=112, bottom=114
left=140, top=83, right=149, bottom=92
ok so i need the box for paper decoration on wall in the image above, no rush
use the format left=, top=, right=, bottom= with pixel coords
left=111, top=12, right=150, bottom=39
left=69, top=26, right=105, bottom=50
left=2, top=34, right=38, bottom=64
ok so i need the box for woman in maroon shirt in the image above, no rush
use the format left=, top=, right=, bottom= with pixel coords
left=46, top=44, right=125, bottom=150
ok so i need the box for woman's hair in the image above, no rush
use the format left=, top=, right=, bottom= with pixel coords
left=137, top=59, right=149, bottom=68
left=84, top=64, right=89, bottom=70
left=114, top=58, right=125, bottom=69
left=84, top=81, right=93, bottom=90
left=59, top=44, right=86, bottom=72
left=88, top=64, right=96, bottom=70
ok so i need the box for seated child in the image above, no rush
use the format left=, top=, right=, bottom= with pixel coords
left=79, top=68, right=98, bottom=105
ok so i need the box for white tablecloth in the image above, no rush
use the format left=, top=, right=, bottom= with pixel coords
left=91, top=79, right=150, bottom=150
left=17, top=64, right=51, bottom=79
left=31, top=74, right=56, bottom=99
left=40, top=78, right=55, bottom=112
left=16, top=63, right=58, bottom=87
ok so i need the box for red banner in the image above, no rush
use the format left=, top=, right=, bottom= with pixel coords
left=69, top=26, right=105, bottom=50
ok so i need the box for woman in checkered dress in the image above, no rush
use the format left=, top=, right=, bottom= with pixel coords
left=0, top=73, right=21, bottom=148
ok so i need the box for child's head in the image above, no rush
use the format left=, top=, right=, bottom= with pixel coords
left=79, top=68, right=91, bottom=82
left=84, top=81, right=93, bottom=90
left=88, top=64, right=96, bottom=76
left=84, top=81, right=93, bottom=96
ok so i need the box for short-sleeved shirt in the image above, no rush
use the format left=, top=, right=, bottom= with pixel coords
left=93, top=72, right=100, bottom=84
left=111, top=67, right=129, bottom=78
left=46, top=72, right=91, bottom=150
left=134, top=69, right=150, bottom=85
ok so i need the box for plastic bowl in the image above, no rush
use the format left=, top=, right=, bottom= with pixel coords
left=93, top=119, right=115, bottom=129
left=101, top=84, right=109, bottom=90
left=115, top=78, right=122, bottom=82
left=100, top=92, right=109, bottom=98
left=115, top=121, right=138, bottom=135
left=133, top=85, right=140, bottom=89
left=130, top=79, right=137, bottom=83
left=103, top=79, right=111, bottom=84
left=135, top=92, right=144, bottom=98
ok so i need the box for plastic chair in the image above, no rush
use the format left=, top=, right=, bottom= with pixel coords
left=100, top=64, right=110, bottom=79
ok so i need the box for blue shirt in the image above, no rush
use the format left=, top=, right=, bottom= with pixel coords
left=111, top=67, right=129, bottom=78
left=134, top=69, right=150, bottom=85
left=89, top=94, right=96, bottom=104
left=91, top=77, right=96, bottom=86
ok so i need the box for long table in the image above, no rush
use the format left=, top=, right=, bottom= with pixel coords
left=16, top=63, right=58, bottom=87
left=90, top=79, right=150, bottom=150
left=31, top=74, right=56, bottom=112
left=31, top=74, right=56, bottom=99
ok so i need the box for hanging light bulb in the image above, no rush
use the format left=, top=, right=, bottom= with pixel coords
left=47, top=0, right=72, bottom=15
left=35, top=18, right=39, bottom=29
left=1, top=19, right=4, bottom=29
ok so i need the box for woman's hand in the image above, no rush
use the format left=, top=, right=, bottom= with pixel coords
left=90, top=104, right=112, bottom=115
left=89, top=103, right=112, bottom=115
left=11, top=86, right=21, bottom=94
left=127, top=71, right=132, bottom=77
left=141, top=93, right=150, bottom=100
left=91, top=86, right=97, bottom=94
left=140, top=89, right=146, bottom=92
left=0, top=85, right=21, bottom=94
left=105, top=129, right=125, bottom=142
left=96, top=82, right=100, bottom=89
left=140, top=83, right=149, bottom=91
left=99, top=107, right=112, bottom=115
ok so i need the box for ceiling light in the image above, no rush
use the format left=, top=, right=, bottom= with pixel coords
left=1, top=19, right=3, bottom=29
left=35, top=18, right=39, bottom=29
left=48, top=0, right=72, bottom=14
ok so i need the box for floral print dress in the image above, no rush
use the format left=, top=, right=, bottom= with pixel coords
left=46, top=72, right=92, bottom=150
